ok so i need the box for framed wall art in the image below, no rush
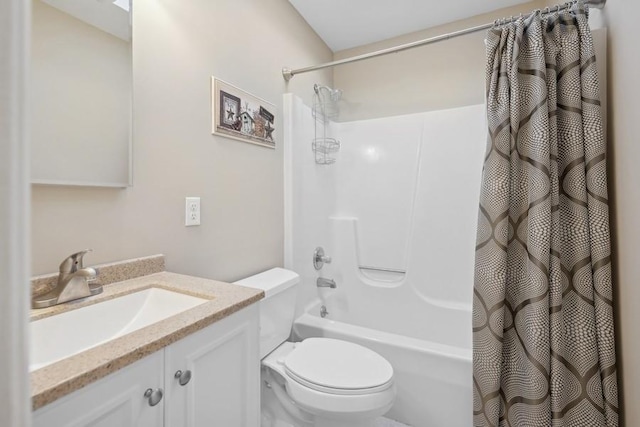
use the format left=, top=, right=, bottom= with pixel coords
left=211, top=77, right=276, bottom=149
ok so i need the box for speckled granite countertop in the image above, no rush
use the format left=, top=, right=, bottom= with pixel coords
left=30, top=270, right=264, bottom=410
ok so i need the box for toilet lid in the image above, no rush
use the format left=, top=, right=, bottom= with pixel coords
left=284, top=338, right=393, bottom=393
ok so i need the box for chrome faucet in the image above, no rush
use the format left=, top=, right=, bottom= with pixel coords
left=32, top=249, right=102, bottom=309
left=316, top=277, right=336, bottom=289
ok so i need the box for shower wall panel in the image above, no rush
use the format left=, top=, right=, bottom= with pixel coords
left=335, top=115, right=424, bottom=271
left=407, top=105, right=486, bottom=307
left=286, top=96, right=486, bottom=323
left=285, top=94, right=339, bottom=317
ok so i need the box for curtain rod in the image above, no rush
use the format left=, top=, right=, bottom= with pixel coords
left=282, top=0, right=606, bottom=81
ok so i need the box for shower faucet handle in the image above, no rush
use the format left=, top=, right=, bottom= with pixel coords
left=313, top=247, right=332, bottom=270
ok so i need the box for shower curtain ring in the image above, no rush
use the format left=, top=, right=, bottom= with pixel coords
left=544, top=6, right=551, bottom=14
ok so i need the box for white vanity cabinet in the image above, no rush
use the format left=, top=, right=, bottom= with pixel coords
left=33, top=304, right=260, bottom=427
left=164, top=303, right=260, bottom=426
left=33, top=351, right=165, bottom=427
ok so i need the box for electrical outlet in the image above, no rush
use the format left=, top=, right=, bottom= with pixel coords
left=185, top=197, right=201, bottom=226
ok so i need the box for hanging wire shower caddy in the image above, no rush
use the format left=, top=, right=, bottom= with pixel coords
left=312, top=84, right=341, bottom=165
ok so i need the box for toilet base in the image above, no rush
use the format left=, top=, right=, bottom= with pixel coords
left=261, top=369, right=388, bottom=427
left=261, top=374, right=312, bottom=427
left=313, top=417, right=382, bottom=427
left=260, top=340, right=395, bottom=427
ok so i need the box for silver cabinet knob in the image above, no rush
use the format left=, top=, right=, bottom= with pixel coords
left=175, top=369, right=192, bottom=386
left=144, top=388, right=163, bottom=406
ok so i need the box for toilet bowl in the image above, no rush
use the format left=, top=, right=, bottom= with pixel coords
left=234, top=268, right=396, bottom=427
left=263, top=339, right=395, bottom=427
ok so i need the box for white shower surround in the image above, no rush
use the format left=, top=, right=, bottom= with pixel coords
left=284, top=94, right=486, bottom=427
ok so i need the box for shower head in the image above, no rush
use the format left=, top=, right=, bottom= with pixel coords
left=314, top=84, right=342, bottom=102
left=313, top=83, right=341, bottom=123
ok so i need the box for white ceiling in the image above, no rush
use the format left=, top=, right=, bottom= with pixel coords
left=289, top=0, right=531, bottom=52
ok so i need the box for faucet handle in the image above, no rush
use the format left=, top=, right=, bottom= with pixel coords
left=313, top=247, right=332, bottom=270
left=59, top=249, right=93, bottom=274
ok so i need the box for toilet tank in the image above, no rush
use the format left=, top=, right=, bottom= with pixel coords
left=234, top=268, right=299, bottom=358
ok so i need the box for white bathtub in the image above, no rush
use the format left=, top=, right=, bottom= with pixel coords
left=292, top=300, right=472, bottom=427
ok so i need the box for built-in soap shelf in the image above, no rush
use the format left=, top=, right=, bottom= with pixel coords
left=358, top=266, right=406, bottom=283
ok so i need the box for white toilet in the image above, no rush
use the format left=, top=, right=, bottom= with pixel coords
left=235, top=268, right=396, bottom=427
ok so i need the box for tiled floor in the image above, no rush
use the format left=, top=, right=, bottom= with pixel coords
left=374, top=417, right=411, bottom=427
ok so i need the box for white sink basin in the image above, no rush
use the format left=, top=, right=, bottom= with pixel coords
left=30, top=287, right=207, bottom=371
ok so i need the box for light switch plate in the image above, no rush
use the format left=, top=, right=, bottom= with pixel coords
left=185, top=197, right=200, bottom=226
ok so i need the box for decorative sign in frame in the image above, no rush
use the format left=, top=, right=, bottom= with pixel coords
left=211, top=77, right=276, bottom=149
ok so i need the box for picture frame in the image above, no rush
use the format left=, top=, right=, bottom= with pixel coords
left=211, top=77, right=276, bottom=149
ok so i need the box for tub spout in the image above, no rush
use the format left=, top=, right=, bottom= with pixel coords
left=317, top=277, right=336, bottom=289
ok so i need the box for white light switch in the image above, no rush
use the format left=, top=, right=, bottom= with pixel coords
left=185, top=197, right=201, bottom=226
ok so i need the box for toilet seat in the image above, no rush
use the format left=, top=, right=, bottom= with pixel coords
left=283, top=338, right=394, bottom=395
left=262, top=338, right=396, bottom=417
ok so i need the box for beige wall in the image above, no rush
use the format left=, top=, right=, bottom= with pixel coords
left=595, top=2, right=640, bottom=425
left=31, top=0, right=332, bottom=280
left=333, top=1, right=583, bottom=121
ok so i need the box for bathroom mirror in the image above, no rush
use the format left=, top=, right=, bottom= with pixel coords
left=30, top=0, right=132, bottom=187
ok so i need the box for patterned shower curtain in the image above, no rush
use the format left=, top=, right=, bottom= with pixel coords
left=473, top=2, right=618, bottom=426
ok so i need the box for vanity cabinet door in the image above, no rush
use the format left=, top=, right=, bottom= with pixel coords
left=33, top=351, right=164, bottom=427
left=164, top=305, right=260, bottom=427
